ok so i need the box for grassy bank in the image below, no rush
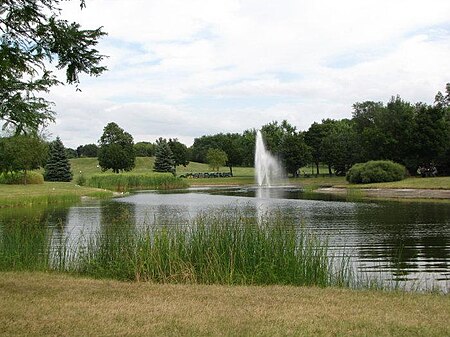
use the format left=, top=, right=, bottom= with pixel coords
left=1, top=272, right=449, bottom=337
left=344, top=176, right=450, bottom=189
left=0, top=182, right=112, bottom=208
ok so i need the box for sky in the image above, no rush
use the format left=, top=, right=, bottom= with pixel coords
left=46, top=0, right=450, bottom=149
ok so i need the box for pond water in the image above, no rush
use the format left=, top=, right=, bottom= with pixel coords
left=1, top=186, right=450, bottom=291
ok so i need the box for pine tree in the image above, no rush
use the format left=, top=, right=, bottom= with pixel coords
left=44, top=137, right=73, bottom=182
left=153, top=138, right=176, bottom=175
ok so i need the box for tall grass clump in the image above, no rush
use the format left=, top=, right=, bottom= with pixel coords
left=0, top=171, right=44, bottom=185
left=74, top=210, right=347, bottom=287
left=0, top=223, right=51, bottom=271
left=346, top=160, right=407, bottom=184
left=87, top=173, right=188, bottom=192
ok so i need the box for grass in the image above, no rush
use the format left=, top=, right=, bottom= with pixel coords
left=74, top=211, right=343, bottom=286
left=0, top=272, right=449, bottom=337
left=1, top=210, right=349, bottom=288
left=87, top=173, right=189, bottom=192
left=71, top=157, right=255, bottom=186
left=344, top=176, right=450, bottom=189
left=71, top=157, right=251, bottom=177
left=0, top=182, right=112, bottom=208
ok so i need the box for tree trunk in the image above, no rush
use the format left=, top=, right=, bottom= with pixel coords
left=328, top=164, right=332, bottom=176
left=229, top=166, right=233, bottom=176
left=316, top=162, right=319, bottom=175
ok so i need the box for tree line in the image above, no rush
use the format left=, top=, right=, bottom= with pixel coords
left=187, top=85, right=450, bottom=177
left=1, top=84, right=449, bottom=180
left=69, top=85, right=444, bottom=178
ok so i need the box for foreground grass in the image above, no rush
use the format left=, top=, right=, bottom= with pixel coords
left=0, top=182, right=112, bottom=208
left=1, top=272, right=449, bottom=337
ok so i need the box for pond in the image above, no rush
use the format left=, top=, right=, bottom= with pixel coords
left=1, top=186, right=449, bottom=291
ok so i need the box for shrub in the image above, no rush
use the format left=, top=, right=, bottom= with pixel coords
left=346, top=160, right=407, bottom=184
left=0, top=171, right=44, bottom=185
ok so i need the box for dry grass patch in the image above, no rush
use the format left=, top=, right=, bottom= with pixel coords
left=1, top=272, right=449, bottom=337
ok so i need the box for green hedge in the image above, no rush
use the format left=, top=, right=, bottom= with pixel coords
left=346, top=160, right=407, bottom=184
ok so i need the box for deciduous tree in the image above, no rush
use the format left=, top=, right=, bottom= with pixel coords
left=98, top=122, right=135, bottom=173
left=0, top=134, right=47, bottom=183
left=206, top=148, right=227, bottom=172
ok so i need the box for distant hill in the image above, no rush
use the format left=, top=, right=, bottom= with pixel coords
left=70, top=157, right=254, bottom=179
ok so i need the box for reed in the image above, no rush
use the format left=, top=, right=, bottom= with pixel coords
left=87, top=173, right=189, bottom=192
left=74, top=210, right=343, bottom=287
left=4, top=210, right=437, bottom=291
left=0, top=222, right=51, bottom=271
left=0, top=210, right=345, bottom=287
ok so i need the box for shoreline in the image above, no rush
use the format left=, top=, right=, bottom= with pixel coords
left=315, top=187, right=450, bottom=200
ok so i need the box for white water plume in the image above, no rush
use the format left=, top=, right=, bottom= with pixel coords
left=255, top=131, right=282, bottom=186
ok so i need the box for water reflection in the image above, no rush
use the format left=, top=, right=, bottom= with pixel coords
left=1, top=187, right=449, bottom=290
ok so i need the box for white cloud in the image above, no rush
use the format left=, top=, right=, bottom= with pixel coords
left=46, top=0, right=450, bottom=148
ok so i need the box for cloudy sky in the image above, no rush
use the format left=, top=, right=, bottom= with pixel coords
left=47, top=0, right=450, bottom=148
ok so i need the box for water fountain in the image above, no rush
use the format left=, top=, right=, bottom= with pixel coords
left=254, top=130, right=282, bottom=187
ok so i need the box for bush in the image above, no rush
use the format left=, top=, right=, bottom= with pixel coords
left=346, top=160, right=407, bottom=184
left=0, top=171, right=44, bottom=185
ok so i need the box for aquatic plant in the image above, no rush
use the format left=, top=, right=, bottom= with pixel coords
left=88, top=173, right=188, bottom=192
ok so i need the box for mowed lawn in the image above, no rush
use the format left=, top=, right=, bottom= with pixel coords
left=70, top=157, right=256, bottom=186
left=0, top=272, right=449, bottom=337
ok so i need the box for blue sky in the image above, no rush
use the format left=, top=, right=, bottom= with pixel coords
left=47, top=0, right=450, bottom=148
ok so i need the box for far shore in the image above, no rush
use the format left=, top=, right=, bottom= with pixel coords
left=316, top=187, right=450, bottom=200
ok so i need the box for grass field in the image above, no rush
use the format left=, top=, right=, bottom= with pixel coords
left=70, top=157, right=256, bottom=186
left=1, top=272, right=448, bottom=337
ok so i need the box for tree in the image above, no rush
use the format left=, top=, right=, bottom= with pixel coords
left=168, top=138, right=189, bottom=167
left=0, top=134, right=47, bottom=183
left=134, top=141, right=155, bottom=157
left=413, top=103, right=449, bottom=170
left=190, top=135, right=222, bottom=163
left=65, top=147, right=77, bottom=159
left=219, top=133, right=243, bottom=176
left=153, top=138, right=175, bottom=175
left=44, top=137, right=72, bottom=181
left=279, top=132, right=312, bottom=177
left=98, top=122, right=135, bottom=173
left=190, top=133, right=244, bottom=174
left=321, top=119, right=359, bottom=175
left=240, top=129, right=256, bottom=167
left=0, top=0, right=107, bottom=133
left=260, top=120, right=296, bottom=153
left=352, top=97, right=416, bottom=170
left=305, top=119, right=336, bottom=175
left=76, top=143, right=99, bottom=157
left=206, top=148, right=228, bottom=172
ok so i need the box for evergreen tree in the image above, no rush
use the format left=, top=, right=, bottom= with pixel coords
left=1, top=0, right=107, bottom=133
left=44, top=137, right=73, bottom=182
left=153, top=138, right=175, bottom=175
